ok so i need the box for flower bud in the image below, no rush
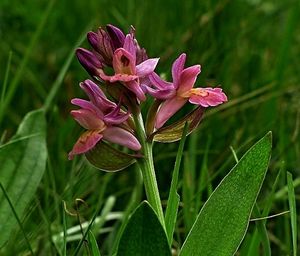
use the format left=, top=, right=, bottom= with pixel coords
left=76, top=48, right=103, bottom=77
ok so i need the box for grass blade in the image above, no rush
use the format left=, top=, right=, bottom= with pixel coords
left=0, top=182, right=34, bottom=255
left=287, top=172, right=297, bottom=256
left=165, top=123, right=189, bottom=245
left=87, top=231, right=101, bottom=256
left=62, top=202, right=67, bottom=256
left=0, top=51, right=12, bottom=115
left=73, top=196, right=115, bottom=256
left=247, top=163, right=283, bottom=255
left=43, top=22, right=93, bottom=112
left=252, top=204, right=271, bottom=256
left=0, top=0, right=55, bottom=124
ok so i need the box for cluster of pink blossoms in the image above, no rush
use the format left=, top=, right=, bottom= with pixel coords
left=69, top=25, right=227, bottom=160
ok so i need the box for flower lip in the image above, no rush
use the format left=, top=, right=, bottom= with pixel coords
left=179, top=88, right=209, bottom=98
left=188, top=87, right=228, bottom=107
left=68, top=131, right=103, bottom=160
left=113, top=48, right=136, bottom=75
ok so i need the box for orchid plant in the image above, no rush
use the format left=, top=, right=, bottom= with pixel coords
left=70, top=24, right=227, bottom=223
left=68, top=25, right=272, bottom=255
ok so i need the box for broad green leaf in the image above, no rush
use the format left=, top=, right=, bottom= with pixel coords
left=165, top=123, right=188, bottom=245
left=287, top=172, right=297, bottom=256
left=0, top=109, right=47, bottom=247
left=180, top=132, right=272, bottom=256
left=150, top=107, right=204, bottom=143
left=85, top=141, right=137, bottom=172
left=117, top=201, right=171, bottom=256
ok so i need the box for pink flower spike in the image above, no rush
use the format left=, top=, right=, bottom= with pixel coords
left=188, top=87, right=228, bottom=107
left=103, top=126, right=141, bottom=151
left=68, top=131, right=103, bottom=160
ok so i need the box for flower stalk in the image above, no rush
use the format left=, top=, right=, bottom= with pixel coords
left=133, top=110, right=165, bottom=228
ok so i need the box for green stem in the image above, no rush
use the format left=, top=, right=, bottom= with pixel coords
left=133, top=111, right=165, bottom=227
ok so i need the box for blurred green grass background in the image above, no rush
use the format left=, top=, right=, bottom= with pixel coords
left=0, top=0, right=299, bottom=255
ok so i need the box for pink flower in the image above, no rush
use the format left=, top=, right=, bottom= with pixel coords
left=147, top=53, right=227, bottom=129
left=76, top=25, right=155, bottom=102
left=99, top=34, right=159, bottom=101
left=68, top=80, right=141, bottom=159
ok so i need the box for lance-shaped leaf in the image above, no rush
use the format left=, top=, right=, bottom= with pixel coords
left=0, top=109, right=47, bottom=247
left=85, top=140, right=137, bottom=172
left=149, top=107, right=204, bottom=143
left=117, top=201, right=171, bottom=256
left=180, top=132, right=272, bottom=256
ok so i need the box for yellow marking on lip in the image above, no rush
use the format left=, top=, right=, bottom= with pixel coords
left=180, top=88, right=209, bottom=98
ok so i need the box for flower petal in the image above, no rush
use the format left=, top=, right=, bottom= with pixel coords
left=140, top=76, right=152, bottom=92
left=136, top=58, right=159, bottom=77
left=104, top=103, right=130, bottom=125
left=123, top=34, right=136, bottom=58
left=80, top=80, right=116, bottom=111
left=172, top=53, right=186, bottom=88
left=125, top=80, right=146, bottom=101
left=149, top=72, right=173, bottom=90
left=155, top=96, right=187, bottom=129
left=177, top=65, right=201, bottom=95
left=103, top=126, right=141, bottom=151
left=146, top=86, right=175, bottom=100
left=71, top=109, right=105, bottom=130
left=68, top=131, right=103, bottom=160
left=71, top=98, right=103, bottom=117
